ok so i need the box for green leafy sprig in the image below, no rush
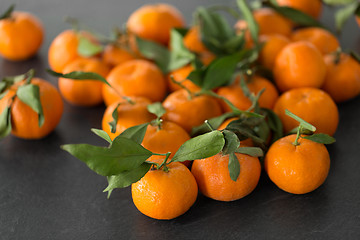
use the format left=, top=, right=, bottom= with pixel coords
left=135, top=29, right=196, bottom=73
left=285, top=110, right=336, bottom=145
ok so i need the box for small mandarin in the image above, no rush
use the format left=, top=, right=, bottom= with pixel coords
left=191, top=152, right=261, bottom=201
left=322, top=53, right=360, bottom=103
left=162, top=89, right=222, bottom=133
left=0, top=11, right=44, bottom=61
left=274, top=87, right=339, bottom=136
left=102, top=59, right=167, bottom=106
left=142, top=121, right=191, bottom=167
left=265, top=134, right=330, bottom=194
left=58, top=58, right=110, bottom=106
left=127, top=3, right=185, bottom=45
left=0, top=78, right=63, bottom=139
left=48, top=29, right=100, bottom=72
left=132, top=162, right=198, bottom=220
left=274, top=41, right=326, bottom=92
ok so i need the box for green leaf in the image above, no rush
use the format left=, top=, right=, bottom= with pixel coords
left=222, top=130, right=240, bottom=155
left=104, top=162, right=152, bottom=196
left=116, top=123, right=149, bottom=144
left=237, top=0, right=259, bottom=44
left=323, top=0, right=357, bottom=6
left=228, top=152, right=240, bottom=181
left=253, top=118, right=270, bottom=143
left=91, top=129, right=112, bottom=144
left=197, top=7, right=236, bottom=55
left=191, top=112, right=238, bottom=136
left=170, top=28, right=194, bottom=59
left=136, top=36, right=171, bottom=73
left=0, top=106, right=11, bottom=139
left=16, top=84, right=44, bottom=127
left=235, top=147, right=264, bottom=157
left=147, top=102, right=166, bottom=119
left=187, top=68, right=206, bottom=87
left=288, top=126, right=314, bottom=135
left=335, top=2, right=358, bottom=32
left=302, top=133, right=336, bottom=144
left=0, top=4, right=15, bottom=20
left=46, top=69, right=111, bottom=87
left=108, top=103, right=120, bottom=134
left=261, top=108, right=283, bottom=142
left=61, top=136, right=153, bottom=176
left=223, top=35, right=246, bottom=55
left=202, top=52, right=245, bottom=90
left=226, top=123, right=266, bottom=149
left=172, top=130, right=225, bottom=162
left=77, top=37, right=103, bottom=57
left=266, top=1, right=326, bottom=28
left=285, top=109, right=316, bottom=132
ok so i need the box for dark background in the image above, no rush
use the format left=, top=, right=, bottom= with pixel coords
left=1, top=0, right=360, bottom=239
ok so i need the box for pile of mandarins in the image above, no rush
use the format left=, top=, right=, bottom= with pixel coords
left=1, top=0, right=360, bottom=220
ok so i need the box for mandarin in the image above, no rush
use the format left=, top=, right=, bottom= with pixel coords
left=127, top=3, right=185, bottom=46
left=265, top=134, right=330, bottom=194
left=132, top=162, right=198, bottom=220
left=274, top=87, right=339, bottom=136
left=274, top=41, right=326, bottom=92
left=0, top=78, right=63, bottom=139
left=322, top=53, right=360, bottom=103
left=142, top=121, right=191, bottom=167
left=162, top=89, right=222, bottom=133
left=102, top=59, right=167, bottom=106
left=58, top=58, right=110, bottom=106
left=0, top=11, right=43, bottom=61
left=191, top=152, right=261, bottom=201
left=48, top=29, right=100, bottom=72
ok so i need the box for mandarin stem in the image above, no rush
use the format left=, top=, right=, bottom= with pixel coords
left=293, top=126, right=302, bottom=146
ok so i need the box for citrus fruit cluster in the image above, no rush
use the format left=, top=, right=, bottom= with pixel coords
left=0, top=0, right=359, bottom=221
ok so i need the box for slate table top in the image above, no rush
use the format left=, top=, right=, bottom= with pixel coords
left=1, top=0, right=360, bottom=239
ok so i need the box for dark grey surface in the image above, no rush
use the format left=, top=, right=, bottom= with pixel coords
left=1, top=1, right=360, bottom=239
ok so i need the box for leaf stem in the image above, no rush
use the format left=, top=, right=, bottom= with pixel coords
left=170, top=75, right=193, bottom=100
left=293, top=125, right=302, bottom=146
left=204, top=120, right=215, bottom=131
left=158, top=152, right=171, bottom=172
